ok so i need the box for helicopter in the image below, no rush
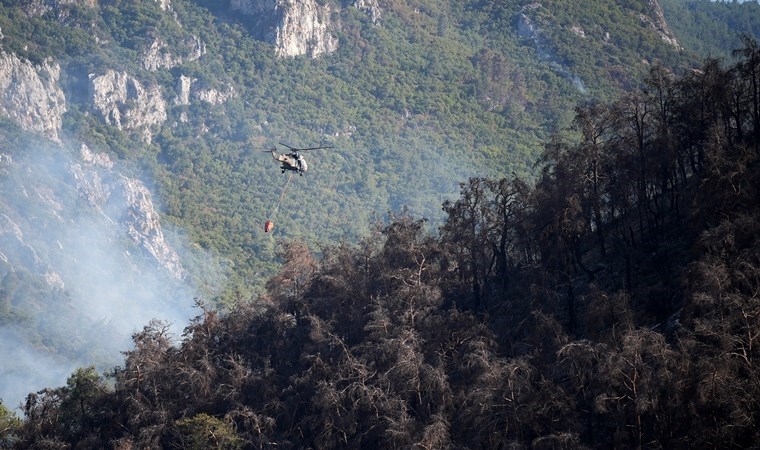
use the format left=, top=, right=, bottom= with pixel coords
left=261, top=142, right=333, bottom=234
left=266, top=143, right=333, bottom=176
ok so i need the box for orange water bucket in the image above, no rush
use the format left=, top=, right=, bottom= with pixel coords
left=264, top=220, right=274, bottom=233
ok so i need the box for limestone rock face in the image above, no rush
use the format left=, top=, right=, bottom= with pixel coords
left=230, top=0, right=338, bottom=58
left=175, top=75, right=196, bottom=106
left=89, top=70, right=167, bottom=144
left=275, top=0, right=338, bottom=58
left=21, top=0, right=97, bottom=19
left=154, top=0, right=171, bottom=11
left=71, top=145, right=186, bottom=279
left=142, top=36, right=206, bottom=71
left=641, top=0, right=682, bottom=50
left=0, top=214, right=44, bottom=271
left=111, top=176, right=185, bottom=280
left=175, top=75, right=237, bottom=106
left=195, top=84, right=237, bottom=105
left=1, top=141, right=186, bottom=312
left=354, top=0, right=381, bottom=23
left=71, top=145, right=114, bottom=207
left=0, top=51, right=66, bottom=142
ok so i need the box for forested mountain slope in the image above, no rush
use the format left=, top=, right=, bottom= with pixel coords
left=4, top=38, right=760, bottom=449
left=1, top=0, right=759, bottom=425
left=0, top=0, right=700, bottom=297
left=662, top=0, right=760, bottom=59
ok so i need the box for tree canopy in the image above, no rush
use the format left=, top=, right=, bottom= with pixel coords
left=6, top=36, right=760, bottom=449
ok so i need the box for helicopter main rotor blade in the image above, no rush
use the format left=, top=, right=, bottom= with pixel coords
left=279, top=142, right=333, bottom=151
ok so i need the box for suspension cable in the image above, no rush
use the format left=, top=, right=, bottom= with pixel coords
left=268, top=172, right=293, bottom=221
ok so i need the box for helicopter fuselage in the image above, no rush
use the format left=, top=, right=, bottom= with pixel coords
left=272, top=150, right=307, bottom=174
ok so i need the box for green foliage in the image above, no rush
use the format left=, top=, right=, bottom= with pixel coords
left=2, top=8, right=760, bottom=437
left=9, top=40, right=760, bottom=443
left=2, top=0, right=760, bottom=444
left=0, top=401, right=21, bottom=448
left=4, top=0, right=719, bottom=302
left=173, top=0, right=586, bottom=297
left=173, top=414, right=243, bottom=450
left=516, top=0, right=690, bottom=97
left=0, top=4, right=97, bottom=64
left=662, top=0, right=760, bottom=60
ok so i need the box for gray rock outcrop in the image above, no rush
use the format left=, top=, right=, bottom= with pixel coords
left=154, top=0, right=171, bottom=11
left=0, top=214, right=44, bottom=270
left=354, top=0, right=382, bottom=24
left=71, top=145, right=186, bottom=279
left=195, top=84, right=237, bottom=105
left=114, top=176, right=185, bottom=280
left=641, top=0, right=682, bottom=50
left=175, top=74, right=196, bottom=106
left=0, top=51, right=66, bottom=142
left=89, top=70, right=167, bottom=144
left=231, top=0, right=338, bottom=58
left=175, top=75, right=237, bottom=106
left=143, top=36, right=206, bottom=71
left=22, top=0, right=97, bottom=19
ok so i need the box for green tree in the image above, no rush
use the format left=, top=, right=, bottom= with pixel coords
left=172, top=413, right=243, bottom=450
left=0, top=401, right=20, bottom=449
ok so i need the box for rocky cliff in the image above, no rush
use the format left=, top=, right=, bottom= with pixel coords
left=21, top=0, right=98, bottom=20
left=154, top=0, right=171, bottom=11
left=112, top=175, right=186, bottom=279
left=142, top=36, right=206, bottom=71
left=231, top=0, right=339, bottom=58
left=73, top=144, right=186, bottom=279
left=0, top=140, right=193, bottom=409
left=274, top=0, right=338, bottom=58
left=0, top=51, right=66, bottom=142
left=354, top=0, right=382, bottom=24
left=89, top=70, right=167, bottom=144
left=146, top=0, right=210, bottom=71
left=642, top=0, right=682, bottom=50
left=1, top=143, right=186, bottom=289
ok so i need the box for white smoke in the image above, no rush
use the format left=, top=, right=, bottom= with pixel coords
left=0, top=141, right=208, bottom=411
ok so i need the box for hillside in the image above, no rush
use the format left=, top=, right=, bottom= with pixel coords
left=3, top=41, right=760, bottom=448
left=0, top=0, right=759, bottom=416
left=0, top=0, right=698, bottom=294
left=662, top=0, right=760, bottom=59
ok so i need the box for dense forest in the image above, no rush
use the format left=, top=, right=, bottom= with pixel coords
left=2, top=35, right=759, bottom=449
left=663, top=0, right=760, bottom=59
left=7, top=0, right=757, bottom=304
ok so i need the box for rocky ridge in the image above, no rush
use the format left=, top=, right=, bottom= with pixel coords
left=231, top=0, right=339, bottom=58
left=73, top=145, right=186, bottom=280
left=0, top=143, right=186, bottom=290
left=518, top=0, right=682, bottom=50
left=143, top=36, right=206, bottom=71
left=229, top=0, right=384, bottom=57
left=642, top=0, right=682, bottom=50
left=274, top=0, right=338, bottom=58
left=0, top=51, right=66, bottom=142
left=89, top=70, right=167, bottom=144
left=0, top=42, right=187, bottom=283
left=354, top=0, right=382, bottom=24
left=21, top=0, right=98, bottom=20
